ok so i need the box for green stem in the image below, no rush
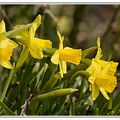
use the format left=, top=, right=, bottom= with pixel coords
left=0, top=100, right=15, bottom=115
left=69, top=70, right=89, bottom=85
left=43, top=48, right=57, bottom=56
left=1, top=68, right=14, bottom=102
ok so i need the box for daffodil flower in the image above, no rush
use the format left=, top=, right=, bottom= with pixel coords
left=13, top=15, right=52, bottom=68
left=51, top=31, right=82, bottom=77
left=0, top=20, right=18, bottom=69
left=86, top=38, right=118, bottom=100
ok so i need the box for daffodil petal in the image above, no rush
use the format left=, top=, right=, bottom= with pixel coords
left=59, top=62, right=63, bottom=78
left=57, top=31, right=62, bottom=41
left=59, top=47, right=81, bottom=65
left=99, top=87, right=110, bottom=100
left=13, top=24, right=29, bottom=40
left=33, top=38, right=52, bottom=49
left=16, top=46, right=29, bottom=68
left=62, top=60, right=67, bottom=74
left=29, top=41, right=43, bottom=59
left=93, top=59, right=101, bottom=73
left=30, top=15, right=41, bottom=38
left=7, top=39, right=18, bottom=49
left=92, top=84, right=99, bottom=101
left=51, top=50, right=59, bottom=65
left=59, top=60, right=67, bottom=78
left=86, top=59, right=101, bottom=75
left=12, top=27, right=30, bottom=46
left=0, top=46, right=13, bottom=61
left=95, top=37, right=102, bottom=60
left=97, top=60, right=118, bottom=76
left=33, top=15, right=41, bottom=26
left=88, top=74, right=96, bottom=84
left=57, top=31, right=64, bottom=50
left=0, top=38, right=9, bottom=48
left=0, top=20, right=6, bottom=34
left=0, top=59, right=13, bottom=69
left=13, top=15, right=41, bottom=45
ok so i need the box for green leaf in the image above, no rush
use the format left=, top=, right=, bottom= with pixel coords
left=0, top=67, right=14, bottom=102
left=82, top=47, right=97, bottom=58
left=0, top=100, right=15, bottom=115
left=69, top=103, right=76, bottom=115
left=53, top=96, right=67, bottom=115
left=100, top=102, right=108, bottom=115
left=93, top=107, right=99, bottom=115
left=99, top=95, right=112, bottom=115
left=95, top=94, right=108, bottom=115
left=110, top=103, right=120, bottom=115
left=40, top=72, right=61, bottom=94
left=113, top=91, right=120, bottom=107
left=40, top=62, right=58, bottom=87
left=35, top=63, right=48, bottom=90
left=79, top=104, right=86, bottom=115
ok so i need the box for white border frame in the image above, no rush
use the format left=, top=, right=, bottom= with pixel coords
left=0, top=1, right=120, bottom=119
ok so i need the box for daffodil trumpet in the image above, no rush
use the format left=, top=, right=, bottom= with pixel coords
left=51, top=31, right=82, bottom=78
left=0, top=20, right=18, bottom=69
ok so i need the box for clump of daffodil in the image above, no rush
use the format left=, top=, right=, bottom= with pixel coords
left=13, top=15, right=52, bottom=68
left=0, top=20, right=18, bottom=69
left=86, top=38, right=119, bottom=101
left=51, top=31, right=82, bottom=78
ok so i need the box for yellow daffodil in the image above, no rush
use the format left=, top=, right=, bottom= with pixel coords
left=0, top=20, right=18, bottom=69
left=14, top=15, right=52, bottom=68
left=86, top=38, right=118, bottom=100
left=51, top=31, right=82, bottom=77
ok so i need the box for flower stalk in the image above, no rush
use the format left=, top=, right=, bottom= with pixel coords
left=0, top=66, right=14, bottom=102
